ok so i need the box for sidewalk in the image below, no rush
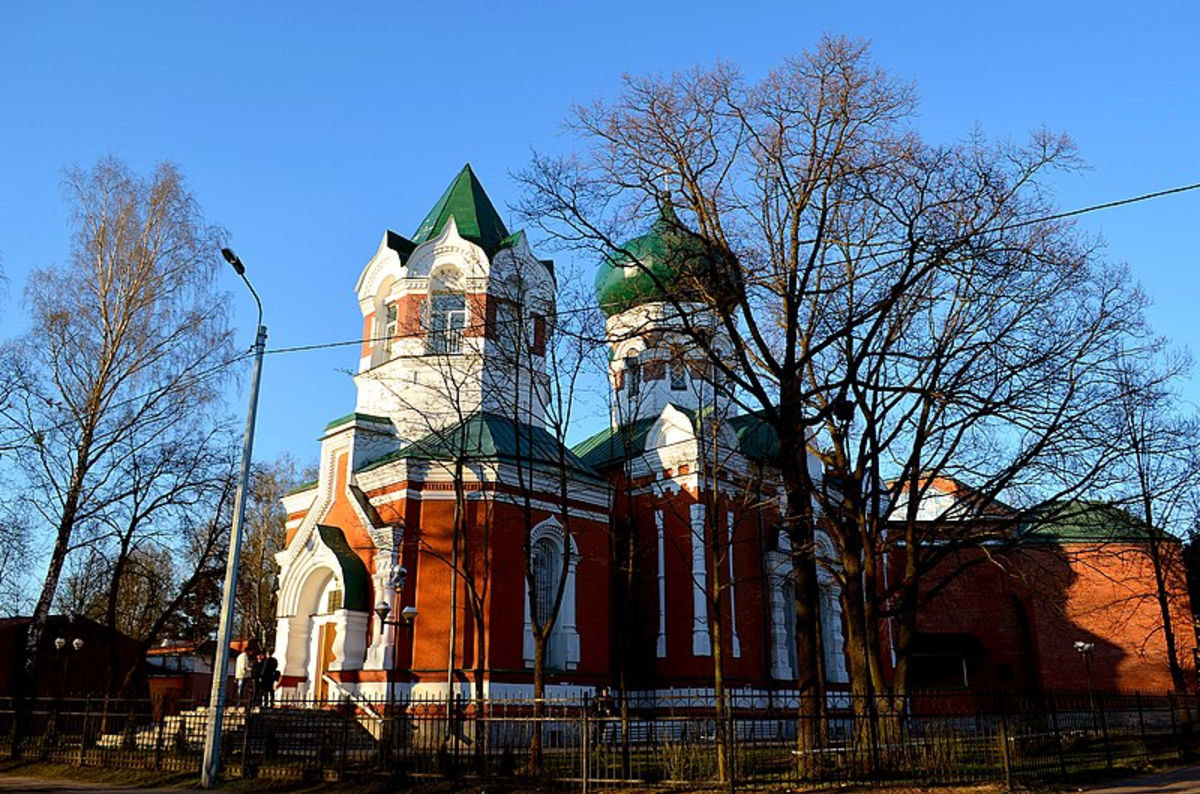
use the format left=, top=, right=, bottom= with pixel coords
left=0, top=776, right=188, bottom=792
left=1079, top=763, right=1200, bottom=792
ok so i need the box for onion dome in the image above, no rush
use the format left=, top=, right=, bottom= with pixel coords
left=595, top=201, right=734, bottom=317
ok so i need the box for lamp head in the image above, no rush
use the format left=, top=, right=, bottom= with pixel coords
left=401, top=605, right=419, bottom=626
left=54, top=637, right=66, bottom=651
left=1073, top=640, right=1095, bottom=655
left=374, top=601, right=391, bottom=622
left=394, top=566, right=408, bottom=592
left=72, top=638, right=84, bottom=651
left=221, top=247, right=245, bottom=275
left=832, top=397, right=856, bottom=425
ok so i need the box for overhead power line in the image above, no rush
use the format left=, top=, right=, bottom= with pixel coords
left=262, top=179, right=1200, bottom=358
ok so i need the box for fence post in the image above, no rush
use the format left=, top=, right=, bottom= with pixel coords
left=727, top=690, right=736, bottom=794
left=581, top=693, right=590, bottom=794
left=154, top=710, right=165, bottom=771
left=76, top=696, right=91, bottom=768
left=1096, top=691, right=1112, bottom=770
left=998, top=693, right=1014, bottom=792
left=1167, top=693, right=1183, bottom=761
left=1046, top=692, right=1067, bottom=777
left=1136, top=692, right=1150, bottom=764
left=339, top=699, right=352, bottom=781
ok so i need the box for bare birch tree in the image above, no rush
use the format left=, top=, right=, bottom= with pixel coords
left=0, top=157, right=235, bottom=685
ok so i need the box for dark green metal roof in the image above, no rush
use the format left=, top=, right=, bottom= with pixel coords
left=357, top=412, right=602, bottom=482
left=570, top=408, right=779, bottom=470
left=571, top=416, right=659, bottom=471
left=411, top=164, right=511, bottom=256
left=595, top=203, right=720, bottom=317
left=324, top=412, right=391, bottom=432
left=316, top=525, right=370, bottom=611
left=1019, top=501, right=1175, bottom=544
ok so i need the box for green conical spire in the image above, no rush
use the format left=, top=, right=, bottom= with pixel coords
left=411, top=164, right=510, bottom=255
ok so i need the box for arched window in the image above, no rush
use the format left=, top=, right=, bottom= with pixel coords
left=532, top=537, right=559, bottom=628
left=624, top=355, right=641, bottom=397
left=523, top=521, right=579, bottom=672
left=382, top=303, right=398, bottom=360
left=428, top=267, right=467, bottom=355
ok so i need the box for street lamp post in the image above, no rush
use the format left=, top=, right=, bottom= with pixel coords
left=1074, top=640, right=1097, bottom=727
left=375, top=568, right=417, bottom=763
left=201, top=248, right=267, bottom=788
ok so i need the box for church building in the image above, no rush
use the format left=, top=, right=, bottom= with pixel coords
left=271, top=166, right=842, bottom=703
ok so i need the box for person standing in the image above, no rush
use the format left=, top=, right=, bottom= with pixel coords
left=234, top=646, right=253, bottom=705
left=258, top=653, right=279, bottom=708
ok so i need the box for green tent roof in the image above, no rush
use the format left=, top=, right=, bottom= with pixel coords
left=358, top=412, right=602, bottom=482
left=411, top=164, right=511, bottom=256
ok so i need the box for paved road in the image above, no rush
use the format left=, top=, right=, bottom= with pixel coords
left=0, top=777, right=189, bottom=792
left=1079, top=763, right=1200, bottom=792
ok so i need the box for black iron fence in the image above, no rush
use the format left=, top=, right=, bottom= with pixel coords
left=0, top=689, right=1196, bottom=789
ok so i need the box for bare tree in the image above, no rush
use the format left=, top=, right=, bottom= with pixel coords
left=1104, top=351, right=1200, bottom=692
left=0, top=157, right=235, bottom=685
left=520, top=36, right=1153, bottom=759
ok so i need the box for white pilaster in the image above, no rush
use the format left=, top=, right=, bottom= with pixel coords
left=655, top=509, right=667, bottom=658
left=563, top=551, right=581, bottom=670
left=727, top=510, right=740, bottom=658
left=364, top=548, right=400, bottom=670
left=326, top=609, right=370, bottom=672
left=690, top=503, right=710, bottom=656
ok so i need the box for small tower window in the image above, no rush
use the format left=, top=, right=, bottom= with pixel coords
left=670, top=360, right=687, bottom=391
left=429, top=293, right=466, bottom=354
left=382, top=304, right=398, bottom=360
left=624, top=356, right=641, bottom=397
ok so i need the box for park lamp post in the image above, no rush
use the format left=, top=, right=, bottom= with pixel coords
left=53, top=636, right=84, bottom=699
left=375, top=566, right=417, bottom=758
left=201, top=247, right=267, bottom=788
left=1074, top=640, right=1097, bottom=726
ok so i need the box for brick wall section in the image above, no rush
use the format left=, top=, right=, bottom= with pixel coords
left=889, top=540, right=1197, bottom=693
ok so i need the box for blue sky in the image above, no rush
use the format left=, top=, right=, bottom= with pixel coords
left=1, top=1, right=1197, bottom=470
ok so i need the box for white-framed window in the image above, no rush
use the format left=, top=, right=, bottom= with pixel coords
left=382, top=303, right=398, bottom=360
left=625, top=356, right=641, bottom=397
left=429, top=293, right=466, bottom=354
left=523, top=520, right=580, bottom=671
left=669, top=360, right=687, bottom=391
left=494, top=299, right=521, bottom=354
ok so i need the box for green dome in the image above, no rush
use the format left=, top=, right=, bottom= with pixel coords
left=595, top=203, right=719, bottom=317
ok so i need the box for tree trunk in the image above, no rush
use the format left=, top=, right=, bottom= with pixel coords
left=24, top=449, right=90, bottom=688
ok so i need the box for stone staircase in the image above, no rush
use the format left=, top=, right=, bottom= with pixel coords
left=95, top=704, right=379, bottom=756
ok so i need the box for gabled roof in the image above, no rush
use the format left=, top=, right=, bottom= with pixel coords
left=411, top=164, right=511, bottom=256
left=358, top=411, right=602, bottom=482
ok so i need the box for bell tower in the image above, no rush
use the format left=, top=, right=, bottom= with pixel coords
left=352, top=165, right=555, bottom=443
